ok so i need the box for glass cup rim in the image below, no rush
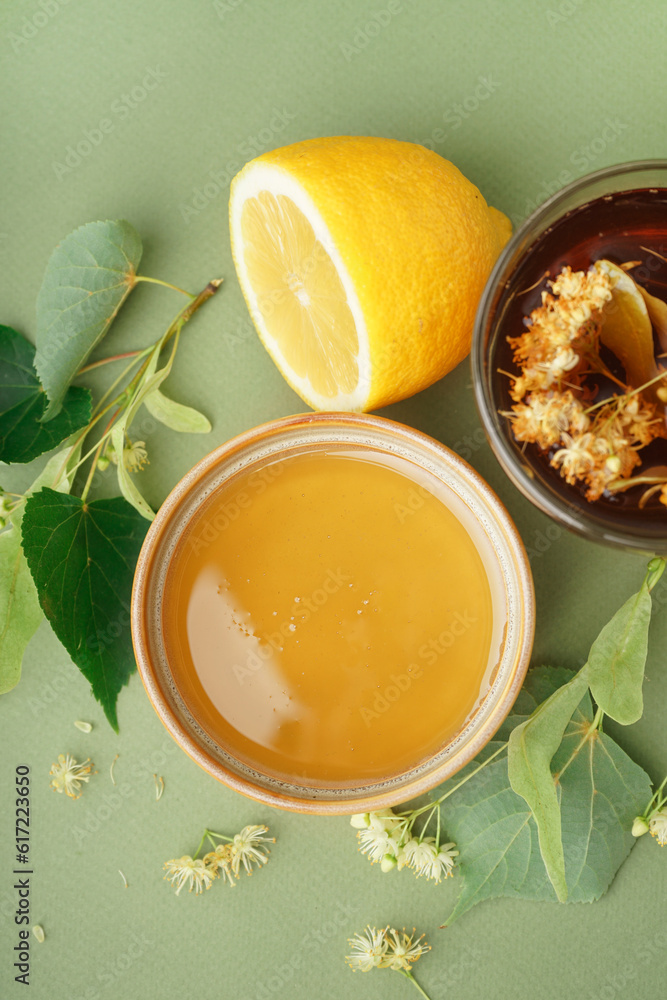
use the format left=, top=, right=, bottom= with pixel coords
left=472, top=158, right=667, bottom=553
left=131, top=411, right=535, bottom=814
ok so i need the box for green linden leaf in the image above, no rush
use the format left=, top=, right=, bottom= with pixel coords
left=21, top=488, right=149, bottom=731
left=0, top=445, right=80, bottom=694
left=0, top=325, right=91, bottom=464
left=143, top=388, right=211, bottom=433
left=585, top=581, right=652, bottom=726
left=35, top=220, right=142, bottom=421
left=507, top=668, right=590, bottom=901
left=441, top=667, right=651, bottom=925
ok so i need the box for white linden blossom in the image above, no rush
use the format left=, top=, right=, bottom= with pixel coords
left=401, top=837, right=459, bottom=882
left=346, top=926, right=389, bottom=972
left=357, top=825, right=400, bottom=865
left=49, top=754, right=94, bottom=799
left=203, top=844, right=237, bottom=887
left=230, top=825, right=275, bottom=876
left=163, top=856, right=217, bottom=895
left=383, top=928, right=430, bottom=971
left=649, top=809, right=667, bottom=846
left=421, top=843, right=459, bottom=882
left=123, top=439, right=149, bottom=472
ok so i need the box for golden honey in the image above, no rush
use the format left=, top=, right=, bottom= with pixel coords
left=162, top=449, right=497, bottom=786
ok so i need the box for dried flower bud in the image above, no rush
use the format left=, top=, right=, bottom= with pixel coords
left=605, top=455, right=622, bottom=474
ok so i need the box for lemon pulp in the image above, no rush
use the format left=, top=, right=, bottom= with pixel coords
left=240, top=191, right=359, bottom=399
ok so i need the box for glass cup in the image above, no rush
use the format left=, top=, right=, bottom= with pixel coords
left=472, top=159, right=667, bottom=554
left=131, top=412, right=534, bottom=814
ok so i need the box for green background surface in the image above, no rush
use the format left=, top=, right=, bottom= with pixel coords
left=1, top=1, right=667, bottom=997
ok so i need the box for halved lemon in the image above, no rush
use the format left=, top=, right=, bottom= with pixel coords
left=229, top=136, right=511, bottom=411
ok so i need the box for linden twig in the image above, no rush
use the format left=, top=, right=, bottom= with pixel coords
left=134, top=275, right=194, bottom=298
left=583, top=368, right=667, bottom=414
left=399, top=969, right=432, bottom=1000
left=401, top=741, right=507, bottom=820
left=77, top=349, right=144, bottom=376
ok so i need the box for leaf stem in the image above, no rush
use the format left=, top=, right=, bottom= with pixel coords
left=135, top=275, right=195, bottom=298
left=77, top=350, right=144, bottom=376
left=400, top=742, right=508, bottom=820
left=554, top=705, right=603, bottom=783
left=123, top=278, right=223, bottom=399
left=80, top=411, right=118, bottom=503
left=193, top=828, right=232, bottom=859
left=399, top=970, right=432, bottom=1000
left=644, top=775, right=667, bottom=817
left=53, top=277, right=222, bottom=497
left=205, top=828, right=233, bottom=843
left=647, top=556, right=666, bottom=591
left=193, top=831, right=209, bottom=861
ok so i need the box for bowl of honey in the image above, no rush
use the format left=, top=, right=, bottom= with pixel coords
left=473, top=160, right=667, bottom=552
left=131, top=412, right=534, bottom=813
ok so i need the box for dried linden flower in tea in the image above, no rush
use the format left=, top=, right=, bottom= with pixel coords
left=503, top=261, right=667, bottom=503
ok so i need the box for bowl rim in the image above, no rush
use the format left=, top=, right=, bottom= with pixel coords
left=472, top=158, right=667, bottom=553
left=131, top=411, right=535, bottom=814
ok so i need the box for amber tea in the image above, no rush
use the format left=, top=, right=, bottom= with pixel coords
left=493, top=187, right=667, bottom=539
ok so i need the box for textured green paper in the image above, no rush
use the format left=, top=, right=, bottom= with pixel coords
left=2, top=1, right=667, bottom=998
